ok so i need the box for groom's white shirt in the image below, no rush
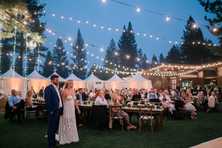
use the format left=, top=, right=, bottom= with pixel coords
left=52, top=83, right=63, bottom=108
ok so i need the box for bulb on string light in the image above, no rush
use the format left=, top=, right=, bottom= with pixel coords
left=126, top=55, right=130, bottom=59
left=212, top=27, right=218, bottom=33
left=100, top=48, right=104, bottom=52
left=192, top=23, right=198, bottom=29
left=67, top=37, right=72, bottom=41
left=165, top=16, right=171, bottom=22
left=136, top=7, right=141, bottom=13
left=101, top=0, right=107, bottom=4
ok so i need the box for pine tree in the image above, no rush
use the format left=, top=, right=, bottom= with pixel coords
left=137, top=48, right=150, bottom=69
left=166, top=45, right=181, bottom=63
left=159, top=53, right=165, bottom=64
left=26, top=0, right=46, bottom=75
left=151, top=54, right=158, bottom=67
left=1, top=0, right=46, bottom=75
left=72, top=29, right=87, bottom=79
left=53, top=38, right=70, bottom=78
left=26, top=46, right=48, bottom=75
left=199, top=0, right=222, bottom=45
left=14, top=32, right=26, bottom=75
left=0, top=38, right=13, bottom=73
left=103, top=38, right=119, bottom=79
left=118, top=22, right=138, bottom=70
left=180, top=16, right=214, bottom=64
left=42, top=51, right=54, bottom=77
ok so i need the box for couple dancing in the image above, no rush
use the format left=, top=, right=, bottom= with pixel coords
left=44, top=74, right=79, bottom=148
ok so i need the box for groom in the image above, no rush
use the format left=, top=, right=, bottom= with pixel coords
left=44, top=74, right=63, bottom=148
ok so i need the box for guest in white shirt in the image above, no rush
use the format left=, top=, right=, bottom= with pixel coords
left=94, top=90, right=108, bottom=106
left=207, top=91, right=217, bottom=112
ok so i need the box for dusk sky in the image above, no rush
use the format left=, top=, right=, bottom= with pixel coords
left=41, top=0, right=218, bottom=63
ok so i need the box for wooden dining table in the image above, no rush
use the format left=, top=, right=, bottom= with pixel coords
left=79, top=102, right=165, bottom=130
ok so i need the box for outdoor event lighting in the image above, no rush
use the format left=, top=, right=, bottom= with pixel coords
left=136, top=7, right=141, bottom=13
left=101, top=0, right=107, bottom=4
left=212, top=27, right=219, bottom=33
left=165, top=16, right=171, bottom=22
left=192, top=23, right=198, bottom=29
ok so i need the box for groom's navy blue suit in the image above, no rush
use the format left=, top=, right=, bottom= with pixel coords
left=44, top=84, right=63, bottom=148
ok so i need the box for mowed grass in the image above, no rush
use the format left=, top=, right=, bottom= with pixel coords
left=0, top=112, right=222, bottom=148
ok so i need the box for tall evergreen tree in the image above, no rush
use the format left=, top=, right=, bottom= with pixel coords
left=26, top=0, right=46, bottom=75
left=103, top=38, right=119, bottom=79
left=166, top=45, right=181, bottom=63
left=26, top=46, right=48, bottom=75
left=159, top=53, right=165, bottom=63
left=14, top=32, right=26, bottom=75
left=137, top=48, right=150, bottom=69
left=151, top=54, right=158, bottom=67
left=53, top=38, right=69, bottom=78
left=180, top=16, right=214, bottom=64
left=1, top=0, right=46, bottom=75
left=118, top=22, right=138, bottom=70
left=72, top=29, right=87, bottom=79
left=199, top=0, right=222, bottom=45
left=42, top=51, right=54, bottom=77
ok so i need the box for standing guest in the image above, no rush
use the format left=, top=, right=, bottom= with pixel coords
left=25, top=90, right=33, bottom=108
left=7, top=89, right=25, bottom=122
left=207, top=91, right=217, bottom=112
left=44, top=74, right=63, bottom=148
left=38, top=87, right=45, bottom=98
left=58, top=80, right=79, bottom=145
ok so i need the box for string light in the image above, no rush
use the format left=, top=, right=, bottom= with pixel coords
left=46, top=12, right=219, bottom=47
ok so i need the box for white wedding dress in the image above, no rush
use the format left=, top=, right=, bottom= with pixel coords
left=58, top=95, right=79, bottom=144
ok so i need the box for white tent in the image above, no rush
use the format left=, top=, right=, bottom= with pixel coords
left=66, top=73, right=86, bottom=89
left=27, top=70, right=49, bottom=92
left=85, top=74, right=104, bottom=90
left=127, top=73, right=152, bottom=89
left=48, top=72, right=65, bottom=82
left=1, top=69, right=25, bottom=95
left=105, top=74, right=123, bottom=90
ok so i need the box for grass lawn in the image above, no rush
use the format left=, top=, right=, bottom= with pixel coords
left=0, top=112, right=222, bottom=148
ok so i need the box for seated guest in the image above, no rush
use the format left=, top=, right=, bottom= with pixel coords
left=131, top=90, right=141, bottom=101
left=207, top=91, right=218, bottom=112
left=112, top=93, right=136, bottom=130
left=147, top=89, right=159, bottom=102
left=81, top=89, right=88, bottom=101
left=195, top=91, right=206, bottom=110
left=181, top=90, right=197, bottom=119
left=159, top=90, right=175, bottom=114
left=8, top=89, right=25, bottom=121
left=104, top=90, right=112, bottom=102
left=94, top=90, right=108, bottom=106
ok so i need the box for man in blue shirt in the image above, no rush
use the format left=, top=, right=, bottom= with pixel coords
left=7, top=89, right=25, bottom=121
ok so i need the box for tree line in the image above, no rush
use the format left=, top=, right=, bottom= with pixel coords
left=0, top=0, right=221, bottom=80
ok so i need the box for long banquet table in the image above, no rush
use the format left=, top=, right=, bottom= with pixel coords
left=79, top=102, right=165, bottom=130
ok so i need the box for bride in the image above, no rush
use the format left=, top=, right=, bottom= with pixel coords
left=58, top=80, right=79, bottom=145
